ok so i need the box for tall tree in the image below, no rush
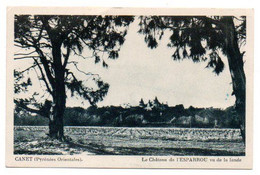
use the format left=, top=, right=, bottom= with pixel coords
left=139, top=98, right=146, bottom=108
left=153, top=97, right=160, bottom=106
left=138, top=16, right=246, bottom=142
left=14, top=15, right=134, bottom=140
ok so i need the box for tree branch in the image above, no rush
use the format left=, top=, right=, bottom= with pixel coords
left=66, top=71, right=93, bottom=105
left=62, top=46, right=71, bottom=69
left=14, top=99, right=48, bottom=118
left=72, top=62, right=99, bottom=77
left=14, top=51, right=37, bottom=56
left=33, top=58, right=53, bottom=96
left=18, top=64, right=38, bottom=74
left=34, top=47, right=55, bottom=88
left=14, top=56, right=40, bottom=60
left=71, top=47, right=95, bottom=59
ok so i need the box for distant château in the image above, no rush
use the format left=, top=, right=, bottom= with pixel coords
left=139, top=97, right=168, bottom=111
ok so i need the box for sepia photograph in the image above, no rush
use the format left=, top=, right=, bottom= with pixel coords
left=5, top=7, right=254, bottom=168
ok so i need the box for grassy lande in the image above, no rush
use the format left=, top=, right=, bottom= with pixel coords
left=14, top=128, right=245, bottom=156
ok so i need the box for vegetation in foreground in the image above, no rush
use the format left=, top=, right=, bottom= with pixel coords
left=14, top=126, right=245, bottom=156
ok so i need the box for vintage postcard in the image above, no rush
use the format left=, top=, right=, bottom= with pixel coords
left=6, top=7, right=254, bottom=168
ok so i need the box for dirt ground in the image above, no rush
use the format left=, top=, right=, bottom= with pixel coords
left=14, top=126, right=245, bottom=156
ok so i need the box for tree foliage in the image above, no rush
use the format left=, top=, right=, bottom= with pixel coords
left=138, top=16, right=246, bottom=75
left=14, top=15, right=134, bottom=109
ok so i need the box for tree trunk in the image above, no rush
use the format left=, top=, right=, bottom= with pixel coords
left=48, top=41, right=66, bottom=140
left=222, top=17, right=246, bottom=143
left=48, top=87, right=66, bottom=140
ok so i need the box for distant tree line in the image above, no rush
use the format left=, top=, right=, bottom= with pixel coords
left=14, top=97, right=240, bottom=128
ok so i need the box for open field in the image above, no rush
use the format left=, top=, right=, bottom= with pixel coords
left=14, top=126, right=245, bottom=156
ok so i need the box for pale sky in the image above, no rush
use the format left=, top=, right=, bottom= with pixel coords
left=15, top=18, right=240, bottom=109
